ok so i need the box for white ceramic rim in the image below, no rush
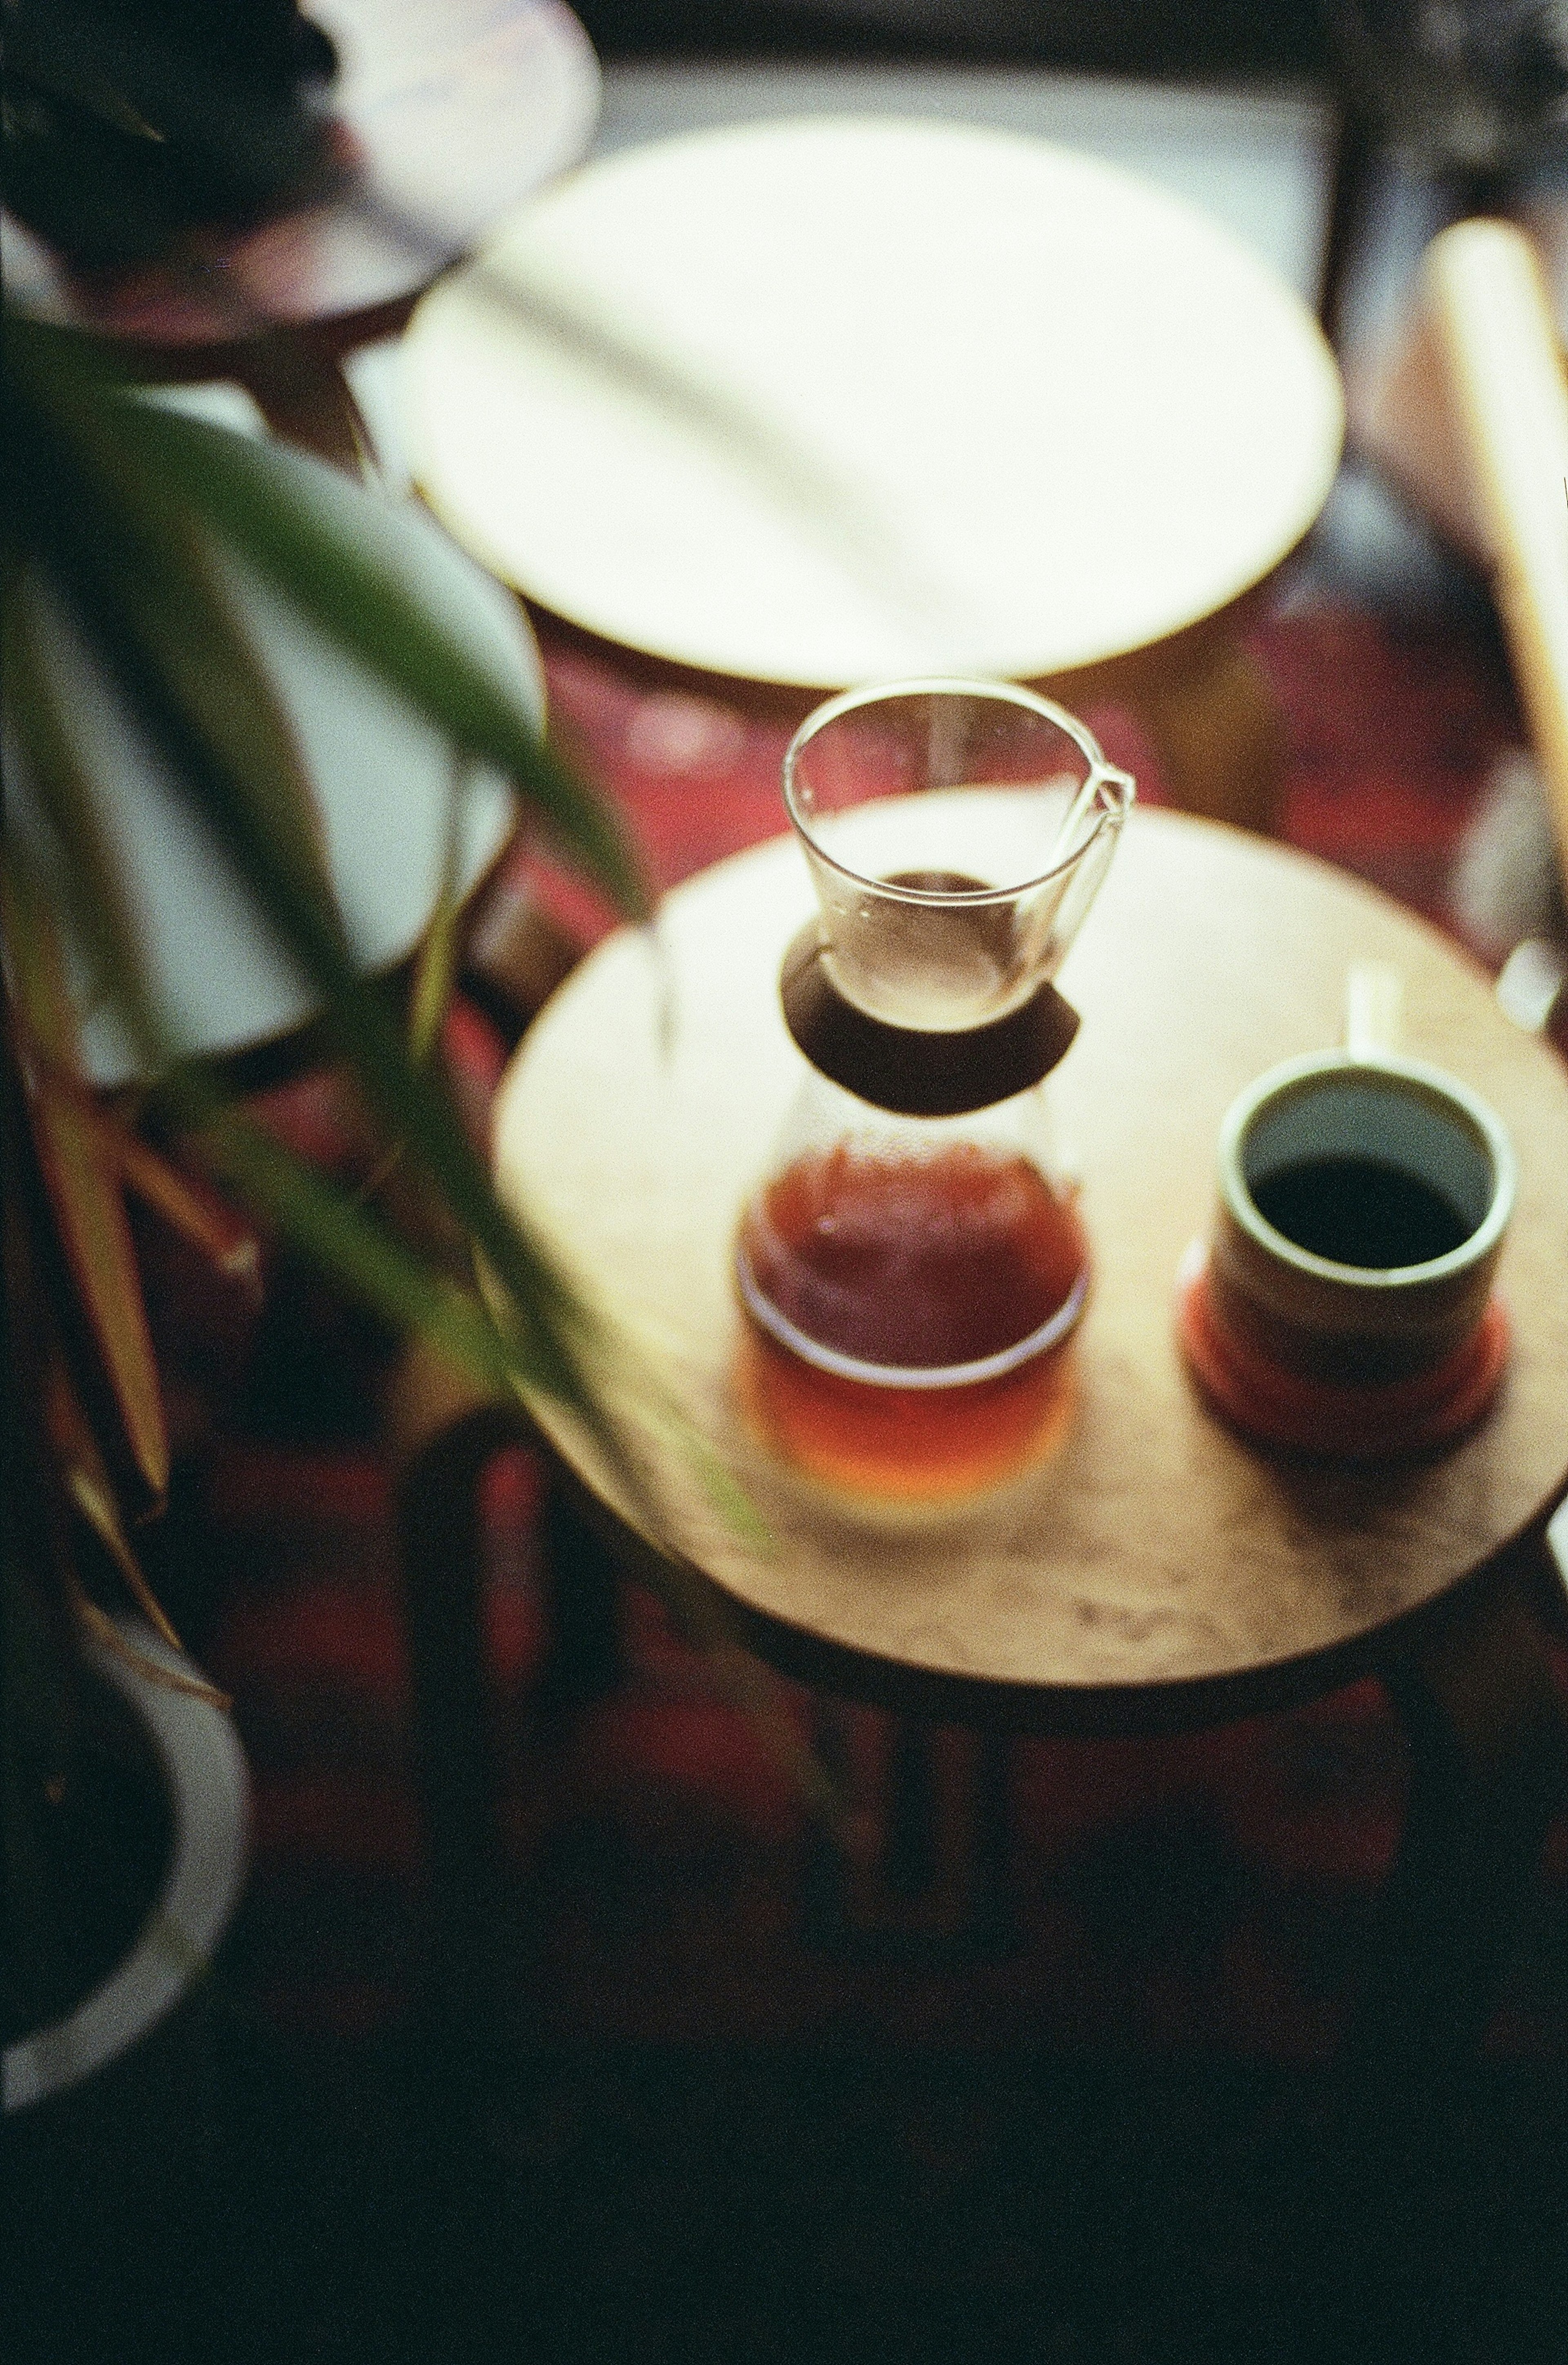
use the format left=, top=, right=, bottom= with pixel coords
left=782, top=677, right=1134, bottom=905
left=2, top=1621, right=250, bottom=2115
left=1217, top=1047, right=1517, bottom=1291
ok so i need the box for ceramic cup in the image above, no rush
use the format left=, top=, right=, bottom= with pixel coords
left=1178, top=1003, right=1516, bottom=1456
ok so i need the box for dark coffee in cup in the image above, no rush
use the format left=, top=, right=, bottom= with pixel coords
left=1208, top=1049, right=1515, bottom=1390
left=1249, top=1154, right=1474, bottom=1270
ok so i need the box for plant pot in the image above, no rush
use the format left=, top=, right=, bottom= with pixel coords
left=6, top=1617, right=249, bottom=2344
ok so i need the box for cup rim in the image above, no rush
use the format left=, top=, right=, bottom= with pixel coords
left=781, top=676, right=1134, bottom=905
left=1217, top=1047, right=1517, bottom=1290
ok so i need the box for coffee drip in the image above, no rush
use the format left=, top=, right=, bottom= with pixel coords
left=734, top=680, right=1132, bottom=1499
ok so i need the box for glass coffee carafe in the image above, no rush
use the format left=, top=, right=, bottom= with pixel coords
left=735, top=679, right=1133, bottom=1501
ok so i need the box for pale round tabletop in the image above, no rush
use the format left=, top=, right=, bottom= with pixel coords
left=403, top=116, right=1344, bottom=689
left=493, top=805, right=1568, bottom=1733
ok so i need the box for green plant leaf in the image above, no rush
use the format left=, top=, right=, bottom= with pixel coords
left=4, top=569, right=167, bottom=1067
left=7, top=319, right=648, bottom=921
left=44, top=1350, right=182, bottom=1650
left=407, top=753, right=467, bottom=1069
left=22, top=417, right=592, bottom=1350
left=12, top=574, right=654, bottom=1562
left=2, top=851, right=169, bottom=1507
left=197, top=1109, right=539, bottom=1401
left=118, top=399, right=648, bottom=920
left=7, top=473, right=601, bottom=1419
left=8, top=387, right=342, bottom=955
left=114, top=1131, right=261, bottom=1295
left=11, top=345, right=656, bottom=1454
left=11, top=475, right=624, bottom=1474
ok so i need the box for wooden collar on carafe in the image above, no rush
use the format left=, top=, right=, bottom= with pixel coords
left=778, top=923, right=1080, bottom=1118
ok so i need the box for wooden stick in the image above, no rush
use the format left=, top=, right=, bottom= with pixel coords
left=1421, top=218, right=1568, bottom=897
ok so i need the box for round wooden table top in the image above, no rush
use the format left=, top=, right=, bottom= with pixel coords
left=492, top=806, right=1568, bottom=1733
left=403, top=116, right=1343, bottom=688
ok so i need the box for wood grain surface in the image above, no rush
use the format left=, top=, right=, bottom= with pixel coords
left=492, top=805, right=1568, bottom=1732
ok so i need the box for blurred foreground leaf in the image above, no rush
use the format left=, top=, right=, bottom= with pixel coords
left=9, top=319, right=648, bottom=920
left=2, top=853, right=169, bottom=1508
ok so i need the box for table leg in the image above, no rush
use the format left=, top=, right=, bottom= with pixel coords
left=1127, top=631, right=1286, bottom=838
left=802, top=1697, right=857, bottom=1951
left=1047, top=608, right=1285, bottom=837
left=885, top=1715, right=940, bottom=1900
left=803, top=1710, right=1017, bottom=1961
left=390, top=1375, right=523, bottom=2007
left=1341, top=1550, right=1568, bottom=2082
left=392, top=1368, right=619, bottom=2156
left=233, top=334, right=379, bottom=479
left=973, top=1729, right=1017, bottom=1955
left=1239, top=1551, right=1568, bottom=2302
left=536, top=1462, right=624, bottom=1712
left=1317, top=105, right=1376, bottom=352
